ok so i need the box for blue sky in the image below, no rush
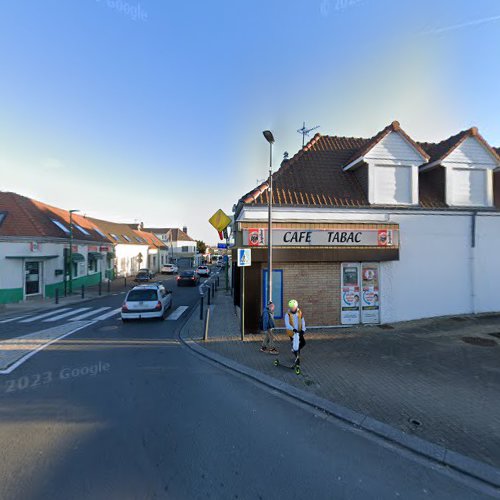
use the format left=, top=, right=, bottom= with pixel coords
left=0, top=0, right=499, bottom=243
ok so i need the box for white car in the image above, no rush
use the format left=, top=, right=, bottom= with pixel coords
left=121, top=284, right=172, bottom=321
left=161, top=263, right=178, bottom=274
left=196, top=265, right=210, bottom=277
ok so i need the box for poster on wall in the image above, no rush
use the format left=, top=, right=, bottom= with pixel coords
left=361, top=263, right=380, bottom=324
left=340, top=263, right=361, bottom=325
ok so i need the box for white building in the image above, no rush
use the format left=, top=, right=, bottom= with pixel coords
left=232, top=122, right=500, bottom=331
left=0, top=193, right=112, bottom=303
left=143, top=226, right=199, bottom=267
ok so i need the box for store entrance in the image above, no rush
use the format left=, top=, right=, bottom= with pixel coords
left=25, top=261, right=41, bottom=296
left=341, top=262, right=380, bottom=325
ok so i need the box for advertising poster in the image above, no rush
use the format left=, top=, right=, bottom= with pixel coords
left=340, top=263, right=361, bottom=325
left=247, top=228, right=266, bottom=247
left=361, top=263, right=380, bottom=324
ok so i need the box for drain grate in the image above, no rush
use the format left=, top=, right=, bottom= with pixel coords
left=378, top=324, right=395, bottom=330
left=409, top=418, right=422, bottom=427
left=461, top=336, right=497, bottom=347
left=489, top=333, right=500, bottom=339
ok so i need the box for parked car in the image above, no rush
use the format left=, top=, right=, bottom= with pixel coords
left=121, top=284, right=172, bottom=321
left=161, top=263, right=178, bottom=274
left=196, top=265, right=210, bottom=277
left=134, top=271, right=151, bottom=283
left=139, top=268, right=154, bottom=279
left=177, top=270, right=199, bottom=287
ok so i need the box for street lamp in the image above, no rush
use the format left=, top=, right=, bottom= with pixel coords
left=68, top=209, right=80, bottom=294
left=263, top=130, right=274, bottom=310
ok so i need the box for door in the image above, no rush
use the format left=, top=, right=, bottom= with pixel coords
left=340, top=263, right=361, bottom=325
left=361, top=263, right=380, bottom=324
left=25, top=261, right=41, bottom=296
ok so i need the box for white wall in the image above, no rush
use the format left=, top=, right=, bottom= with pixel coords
left=114, top=243, right=150, bottom=276
left=239, top=205, right=500, bottom=323
left=442, top=136, right=498, bottom=207
left=365, top=131, right=423, bottom=205
left=0, top=241, right=66, bottom=292
left=366, top=131, right=425, bottom=163
left=445, top=136, right=498, bottom=165
left=379, top=213, right=474, bottom=323
left=0, top=240, right=109, bottom=298
left=473, top=215, right=500, bottom=313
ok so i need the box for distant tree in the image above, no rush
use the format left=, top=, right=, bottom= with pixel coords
left=196, top=240, right=207, bottom=254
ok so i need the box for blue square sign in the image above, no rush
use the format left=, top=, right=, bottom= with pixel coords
left=237, top=248, right=251, bottom=267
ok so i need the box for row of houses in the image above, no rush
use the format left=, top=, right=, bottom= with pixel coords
left=232, top=122, right=500, bottom=330
left=0, top=192, right=198, bottom=304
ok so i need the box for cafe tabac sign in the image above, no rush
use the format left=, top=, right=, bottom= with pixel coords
left=243, top=228, right=399, bottom=248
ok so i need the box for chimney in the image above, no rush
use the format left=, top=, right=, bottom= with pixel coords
left=182, top=226, right=188, bottom=234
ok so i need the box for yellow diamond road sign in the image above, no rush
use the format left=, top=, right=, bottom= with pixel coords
left=209, top=209, right=231, bottom=232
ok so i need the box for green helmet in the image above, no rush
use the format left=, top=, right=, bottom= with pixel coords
left=288, top=299, right=298, bottom=309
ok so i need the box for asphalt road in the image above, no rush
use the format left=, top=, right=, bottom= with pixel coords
left=0, top=274, right=495, bottom=499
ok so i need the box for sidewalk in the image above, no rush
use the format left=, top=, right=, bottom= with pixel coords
left=0, top=278, right=131, bottom=317
left=182, top=290, right=500, bottom=481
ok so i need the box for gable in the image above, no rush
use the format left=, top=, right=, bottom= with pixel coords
left=365, top=131, right=425, bottom=164
left=443, top=136, right=499, bottom=167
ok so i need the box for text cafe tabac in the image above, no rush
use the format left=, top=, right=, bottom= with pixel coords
left=244, top=228, right=398, bottom=247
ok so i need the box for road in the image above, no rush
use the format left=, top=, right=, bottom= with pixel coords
left=0, top=274, right=495, bottom=499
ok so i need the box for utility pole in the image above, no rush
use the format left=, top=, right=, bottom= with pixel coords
left=263, top=130, right=274, bottom=307
left=68, top=209, right=79, bottom=294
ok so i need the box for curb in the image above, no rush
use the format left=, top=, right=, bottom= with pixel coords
left=179, top=306, right=500, bottom=491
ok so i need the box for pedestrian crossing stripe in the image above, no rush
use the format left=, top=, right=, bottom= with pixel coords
left=166, top=306, right=189, bottom=320
left=0, top=305, right=191, bottom=325
left=69, top=307, right=111, bottom=321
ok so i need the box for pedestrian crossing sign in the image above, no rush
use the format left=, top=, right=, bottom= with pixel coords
left=237, top=248, right=251, bottom=267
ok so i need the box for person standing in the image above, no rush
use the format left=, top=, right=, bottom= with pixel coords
left=259, top=302, right=278, bottom=354
left=284, top=299, right=306, bottom=363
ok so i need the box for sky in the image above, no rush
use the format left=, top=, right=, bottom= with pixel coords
left=0, top=0, right=499, bottom=244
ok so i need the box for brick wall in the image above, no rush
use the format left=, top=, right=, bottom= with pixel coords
left=263, top=262, right=341, bottom=327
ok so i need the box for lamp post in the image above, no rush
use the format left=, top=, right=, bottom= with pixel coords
left=263, top=130, right=274, bottom=308
left=68, top=209, right=80, bottom=294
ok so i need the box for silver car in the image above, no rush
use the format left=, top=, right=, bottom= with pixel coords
left=121, top=284, right=173, bottom=321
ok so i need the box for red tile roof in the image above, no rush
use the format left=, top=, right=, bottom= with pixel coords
left=419, top=127, right=500, bottom=166
left=344, top=120, right=429, bottom=167
left=238, top=123, right=499, bottom=211
left=134, top=229, right=167, bottom=250
left=143, top=227, right=195, bottom=243
left=0, top=192, right=109, bottom=242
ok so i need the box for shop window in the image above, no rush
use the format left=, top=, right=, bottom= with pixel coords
left=182, top=246, right=188, bottom=252
left=262, top=269, right=284, bottom=319
left=88, top=258, right=98, bottom=273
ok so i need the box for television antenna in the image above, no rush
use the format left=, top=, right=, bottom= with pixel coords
left=297, top=121, right=320, bottom=147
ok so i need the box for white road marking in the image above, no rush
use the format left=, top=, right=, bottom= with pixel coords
left=167, top=306, right=189, bottom=320
left=69, top=307, right=111, bottom=321
left=0, top=321, right=92, bottom=375
left=43, top=307, right=91, bottom=322
left=92, top=307, right=121, bottom=321
left=19, top=308, right=71, bottom=323
left=0, top=315, right=29, bottom=324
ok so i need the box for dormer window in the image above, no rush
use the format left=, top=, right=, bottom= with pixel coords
left=448, top=167, right=490, bottom=207
left=344, top=122, right=428, bottom=206
left=372, top=164, right=413, bottom=205
left=420, top=129, right=499, bottom=208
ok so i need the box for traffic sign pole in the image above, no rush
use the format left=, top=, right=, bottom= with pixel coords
left=241, top=266, right=245, bottom=341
